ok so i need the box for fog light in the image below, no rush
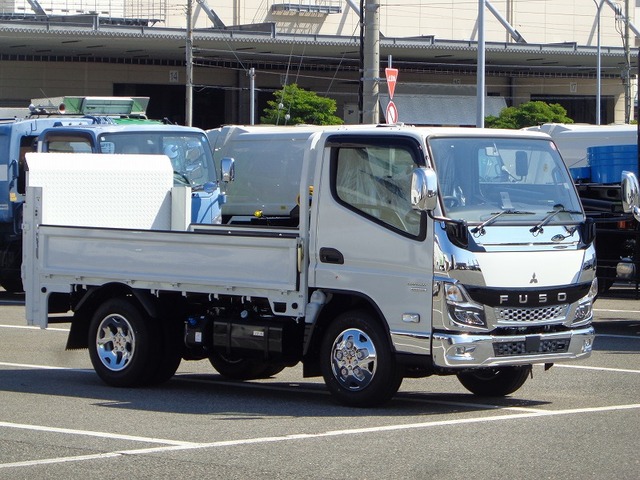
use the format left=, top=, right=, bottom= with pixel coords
left=454, top=345, right=477, bottom=355
left=574, top=302, right=592, bottom=322
left=582, top=338, right=593, bottom=353
left=616, top=259, right=635, bottom=279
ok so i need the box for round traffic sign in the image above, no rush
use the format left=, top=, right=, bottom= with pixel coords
left=385, top=101, right=398, bottom=124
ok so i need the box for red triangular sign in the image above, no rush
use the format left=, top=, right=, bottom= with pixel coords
left=385, top=68, right=398, bottom=99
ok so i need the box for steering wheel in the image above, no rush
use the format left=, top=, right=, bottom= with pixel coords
left=173, top=171, right=190, bottom=185
left=442, top=196, right=460, bottom=209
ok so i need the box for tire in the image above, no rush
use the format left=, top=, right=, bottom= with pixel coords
left=209, top=351, right=272, bottom=380
left=259, top=363, right=286, bottom=378
left=0, top=277, right=24, bottom=294
left=147, top=316, right=182, bottom=385
left=457, top=366, right=531, bottom=397
left=597, top=277, right=613, bottom=294
left=88, top=297, right=160, bottom=387
left=320, top=310, right=403, bottom=407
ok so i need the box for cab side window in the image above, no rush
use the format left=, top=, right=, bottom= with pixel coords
left=334, top=144, right=422, bottom=237
left=44, top=136, right=92, bottom=153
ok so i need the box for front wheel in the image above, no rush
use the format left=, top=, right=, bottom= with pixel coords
left=456, top=366, right=530, bottom=396
left=320, top=310, right=402, bottom=407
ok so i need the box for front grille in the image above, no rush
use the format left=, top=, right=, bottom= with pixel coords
left=495, top=304, right=568, bottom=324
left=493, top=338, right=571, bottom=356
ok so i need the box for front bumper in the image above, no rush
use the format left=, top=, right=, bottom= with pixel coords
left=432, top=326, right=595, bottom=368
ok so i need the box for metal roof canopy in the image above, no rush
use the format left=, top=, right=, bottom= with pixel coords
left=0, top=18, right=634, bottom=77
left=379, top=93, right=507, bottom=126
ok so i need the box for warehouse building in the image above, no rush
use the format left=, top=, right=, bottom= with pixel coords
left=0, top=0, right=637, bottom=127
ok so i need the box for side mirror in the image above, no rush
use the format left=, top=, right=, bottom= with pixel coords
left=515, top=155, right=529, bottom=177
left=621, top=170, right=640, bottom=222
left=411, top=167, right=438, bottom=212
left=221, top=157, right=235, bottom=183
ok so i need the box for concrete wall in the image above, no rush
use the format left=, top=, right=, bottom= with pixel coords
left=167, top=0, right=634, bottom=48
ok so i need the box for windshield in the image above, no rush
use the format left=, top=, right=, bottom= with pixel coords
left=429, top=137, right=583, bottom=226
left=99, top=132, right=217, bottom=188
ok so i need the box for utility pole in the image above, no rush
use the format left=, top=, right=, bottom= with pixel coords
left=185, top=0, right=194, bottom=126
left=362, top=0, right=380, bottom=124
left=476, top=0, right=485, bottom=127
left=247, top=67, right=255, bottom=125
left=594, top=0, right=603, bottom=125
left=624, top=0, right=631, bottom=123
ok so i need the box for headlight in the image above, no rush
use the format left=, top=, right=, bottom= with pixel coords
left=574, top=278, right=597, bottom=324
left=444, top=282, right=487, bottom=328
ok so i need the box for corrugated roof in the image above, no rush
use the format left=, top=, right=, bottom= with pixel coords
left=379, top=94, right=507, bottom=126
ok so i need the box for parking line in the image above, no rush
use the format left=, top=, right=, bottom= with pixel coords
left=594, top=308, right=640, bottom=314
left=597, top=333, right=639, bottom=340
left=0, top=421, right=200, bottom=446
left=0, top=361, right=89, bottom=371
left=1, top=403, right=639, bottom=470
left=0, top=324, right=69, bottom=332
left=555, top=364, right=640, bottom=374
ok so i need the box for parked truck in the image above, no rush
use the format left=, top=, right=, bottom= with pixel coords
left=0, top=96, right=153, bottom=292
left=24, top=125, right=625, bottom=407
left=36, top=123, right=228, bottom=225
left=206, top=124, right=336, bottom=224
left=525, top=123, right=639, bottom=291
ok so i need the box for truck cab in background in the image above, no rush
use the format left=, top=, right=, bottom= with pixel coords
left=37, top=123, right=228, bottom=225
left=0, top=96, right=152, bottom=292
left=206, top=125, right=349, bottom=225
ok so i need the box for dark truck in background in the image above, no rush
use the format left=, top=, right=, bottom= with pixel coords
left=526, top=123, right=639, bottom=293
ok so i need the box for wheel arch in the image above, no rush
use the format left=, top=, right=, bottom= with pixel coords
left=66, top=283, right=161, bottom=350
left=302, top=289, right=392, bottom=378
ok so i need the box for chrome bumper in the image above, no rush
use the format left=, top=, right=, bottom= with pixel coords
left=431, top=326, right=595, bottom=368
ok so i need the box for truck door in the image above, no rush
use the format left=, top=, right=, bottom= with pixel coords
left=312, top=134, right=434, bottom=354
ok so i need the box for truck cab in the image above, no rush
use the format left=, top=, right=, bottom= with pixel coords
left=37, top=124, right=227, bottom=225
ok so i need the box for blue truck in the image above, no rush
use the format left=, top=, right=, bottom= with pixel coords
left=1, top=96, right=229, bottom=292
left=0, top=96, right=140, bottom=291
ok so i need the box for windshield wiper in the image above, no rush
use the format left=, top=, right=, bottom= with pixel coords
left=529, top=204, right=581, bottom=234
left=471, top=209, right=534, bottom=235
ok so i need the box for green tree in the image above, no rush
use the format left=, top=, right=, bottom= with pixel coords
left=485, top=101, right=573, bottom=129
left=261, top=84, right=344, bottom=125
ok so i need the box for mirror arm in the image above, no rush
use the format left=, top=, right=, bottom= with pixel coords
left=427, top=211, right=469, bottom=247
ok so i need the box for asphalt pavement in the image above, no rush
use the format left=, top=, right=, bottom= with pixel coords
left=0, top=287, right=638, bottom=479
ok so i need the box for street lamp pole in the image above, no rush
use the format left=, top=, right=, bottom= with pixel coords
left=594, top=0, right=603, bottom=125
left=185, top=0, right=193, bottom=127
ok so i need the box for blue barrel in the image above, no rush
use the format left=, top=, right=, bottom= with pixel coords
left=587, top=144, right=638, bottom=183
left=570, top=166, right=591, bottom=182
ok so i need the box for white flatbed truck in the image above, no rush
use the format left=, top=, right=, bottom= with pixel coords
left=24, top=125, right=632, bottom=407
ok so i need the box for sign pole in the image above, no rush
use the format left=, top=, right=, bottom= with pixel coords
left=384, top=65, right=399, bottom=124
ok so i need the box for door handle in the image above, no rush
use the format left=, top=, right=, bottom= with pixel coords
left=319, top=247, right=344, bottom=265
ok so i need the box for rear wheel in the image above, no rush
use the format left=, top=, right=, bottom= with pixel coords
left=456, top=366, right=530, bottom=396
left=320, top=310, right=402, bottom=407
left=88, top=297, right=160, bottom=387
left=209, top=352, right=283, bottom=380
